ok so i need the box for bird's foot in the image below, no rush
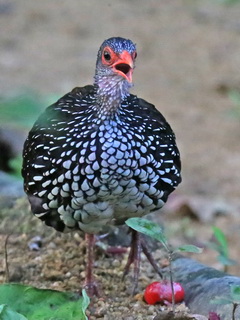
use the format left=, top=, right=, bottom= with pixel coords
left=84, top=280, right=101, bottom=297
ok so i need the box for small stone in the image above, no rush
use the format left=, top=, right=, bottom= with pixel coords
left=139, top=274, right=151, bottom=282
left=118, top=306, right=129, bottom=312
left=47, top=242, right=57, bottom=249
left=133, top=302, right=142, bottom=310
left=103, top=260, right=111, bottom=268
left=52, top=281, right=60, bottom=287
left=112, top=259, right=120, bottom=267
left=95, top=306, right=107, bottom=317
left=147, top=305, right=155, bottom=314
left=73, top=232, right=82, bottom=241
left=34, top=256, right=42, bottom=262
left=154, top=249, right=163, bottom=260
left=9, top=266, right=23, bottom=281
left=65, top=271, right=71, bottom=278
left=134, top=293, right=144, bottom=301
left=45, top=270, right=63, bottom=280
left=97, top=300, right=106, bottom=307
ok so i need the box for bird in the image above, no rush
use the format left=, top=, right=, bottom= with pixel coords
left=22, top=37, right=181, bottom=296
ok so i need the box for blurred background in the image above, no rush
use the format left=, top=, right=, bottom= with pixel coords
left=0, top=0, right=240, bottom=254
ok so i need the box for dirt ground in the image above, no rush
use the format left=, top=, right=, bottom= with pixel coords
left=1, top=0, right=240, bottom=319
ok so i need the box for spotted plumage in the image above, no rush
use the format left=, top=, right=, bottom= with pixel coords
left=22, top=37, right=181, bottom=237
left=22, top=37, right=182, bottom=295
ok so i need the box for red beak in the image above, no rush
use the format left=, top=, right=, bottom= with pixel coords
left=112, top=50, right=134, bottom=83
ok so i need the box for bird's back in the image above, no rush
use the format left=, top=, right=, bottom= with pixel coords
left=22, top=85, right=181, bottom=233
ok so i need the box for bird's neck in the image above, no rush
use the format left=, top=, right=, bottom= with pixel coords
left=94, top=75, right=132, bottom=118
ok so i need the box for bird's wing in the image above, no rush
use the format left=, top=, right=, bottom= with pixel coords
left=124, top=95, right=182, bottom=202
left=22, top=85, right=95, bottom=230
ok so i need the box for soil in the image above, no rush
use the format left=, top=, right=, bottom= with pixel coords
left=0, top=198, right=193, bottom=320
left=0, top=0, right=240, bottom=319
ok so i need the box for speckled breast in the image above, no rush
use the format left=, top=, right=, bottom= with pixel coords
left=53, top=119, right=165, bottom=233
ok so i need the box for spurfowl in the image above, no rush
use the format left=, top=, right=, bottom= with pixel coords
left=22, top=37, right=181, bottom=296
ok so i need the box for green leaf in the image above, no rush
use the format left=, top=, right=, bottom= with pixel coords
left=126, top=218, right=169, bottom=251
left=9, top=156, right=23, bottom=178
left=81, top=290, right=90, bottom=319
left=212, top=226, right=228, bottom=257
left=229, top=90, right=240, bottom=105
left=217, top=255, right=237, bottom=266
left=174, top=244, right=203, bottom=254
left=0, top=94, right=43, bottom=128
left=0, top=93, right=58, bottom=129
left=231, top=285, right=240, bottom=303
left=0, top=284, right=89, bottom=320
left=211, top=297, right=232, bottom=305
left=219, top=0, right=240, bottom=7
left=0, top=305, right=28, bottom=320
left=207, top=241, right=222, bottom=253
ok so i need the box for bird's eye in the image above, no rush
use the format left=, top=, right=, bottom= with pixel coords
left=133, top=52, right=137, bottom=59
left=103, top=51, right=111, bottom=61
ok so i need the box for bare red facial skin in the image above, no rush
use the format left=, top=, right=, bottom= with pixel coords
left=101, top=46, right=136, bottom=83
left=144, top=281, right=185, bottom=305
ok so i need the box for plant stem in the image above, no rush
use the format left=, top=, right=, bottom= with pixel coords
left=223, top=264, right=228, bottom=273
left=232, top=303, right=237, bottom=320
left=168, top=252, right=175, bottom=313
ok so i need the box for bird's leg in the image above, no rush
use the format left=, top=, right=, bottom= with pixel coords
left=84, top=233, right=99, bottom=297
left=123, top=229, right=163, bottom=294
left=123, top=229, right=141, bottom=294
left=141, top=238, right=163, bottom=278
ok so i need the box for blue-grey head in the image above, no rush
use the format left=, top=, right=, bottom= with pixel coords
left=95, top=37, right=137, bottom=84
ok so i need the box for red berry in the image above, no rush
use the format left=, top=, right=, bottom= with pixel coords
left=144, top=281, right=185, bottom=305
left=144, top=281, right=162, bottom=305
left=161, top=281, right=185, bottom=303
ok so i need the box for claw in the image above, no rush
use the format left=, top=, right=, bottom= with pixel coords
left=84, top=280, right=101, bottom=297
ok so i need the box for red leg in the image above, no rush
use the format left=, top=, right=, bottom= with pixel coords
left=84, top=233, right=100, bottom=296
left=122, top=236, right=135, bottom=278
left=123, top=229, right=141, bottom=294
left=123, top=229, right=162, bottom=294
left=141, top=239, right=163, bottom=278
